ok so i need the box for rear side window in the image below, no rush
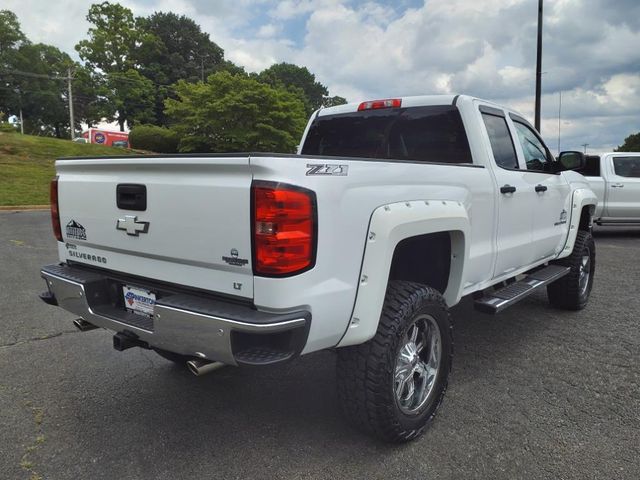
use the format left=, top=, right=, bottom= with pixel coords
left=583, top=155, right=601, bottom=176
left=613, top=156, right=640, bottom=177
left=481, top=113, right=519, bottom=169
left=301, top=106, right=472, bottom=164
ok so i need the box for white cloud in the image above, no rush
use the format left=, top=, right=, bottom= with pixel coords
left=5, top=0, right=640, bottom=150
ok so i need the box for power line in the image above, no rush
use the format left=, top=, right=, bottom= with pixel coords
left=0, top=68, right=70, bottom=81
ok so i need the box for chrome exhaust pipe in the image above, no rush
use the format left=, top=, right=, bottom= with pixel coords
left=73, top=318, right=98, bottom=332
left=187, top=359, right=225, bottom=376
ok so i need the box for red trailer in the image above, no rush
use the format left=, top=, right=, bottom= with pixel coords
left=82, top=128, right=129, bottom=148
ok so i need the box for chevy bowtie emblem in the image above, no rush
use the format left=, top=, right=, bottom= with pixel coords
left=116, top=215, right=150, bottom=236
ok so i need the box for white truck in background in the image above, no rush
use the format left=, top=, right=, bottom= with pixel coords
left=582, top=152, right=640, bottom=225
left=39, top=95, right=597, bottom=442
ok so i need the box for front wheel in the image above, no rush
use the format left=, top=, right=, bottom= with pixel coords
left=336, top=281, right=453, bottom=442
left=547, top=230, right=595, bottom=310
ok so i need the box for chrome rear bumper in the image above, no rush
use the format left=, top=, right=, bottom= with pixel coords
left=40, top=263, right=310, bottom=366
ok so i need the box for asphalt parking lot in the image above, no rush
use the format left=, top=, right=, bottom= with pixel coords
left=1, top=210, right=639, bottom=480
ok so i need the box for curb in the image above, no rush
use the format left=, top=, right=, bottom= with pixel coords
left=0, top=205, right=49, bottom=211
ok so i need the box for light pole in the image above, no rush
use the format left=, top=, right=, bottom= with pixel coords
left=534, top=0, right=543, bottom=133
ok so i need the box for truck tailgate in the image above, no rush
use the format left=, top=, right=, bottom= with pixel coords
left=56, top=156, right=254, bottom=299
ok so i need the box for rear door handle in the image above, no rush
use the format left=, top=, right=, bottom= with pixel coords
left=535, top=184, right=548, bottom=192
left=500, top=185, right=517, bottom=194
left=611, top=183, right=624, bottom=188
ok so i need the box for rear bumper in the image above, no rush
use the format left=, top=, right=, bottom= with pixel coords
left=40, top=263, right=310, bottom=366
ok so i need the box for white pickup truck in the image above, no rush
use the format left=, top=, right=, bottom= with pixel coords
left=40, top=95, right=597, bottom=442
left=582, top=152, right=640, bottom=225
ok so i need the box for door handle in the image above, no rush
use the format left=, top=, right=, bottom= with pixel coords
left=535, top=184, right=548, bottom=192
left=611, top=183, right=624, bottom=188
left=500, top=185, right=517, bottom=194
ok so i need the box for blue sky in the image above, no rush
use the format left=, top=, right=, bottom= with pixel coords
left=6, top=0, right=640, bottom=152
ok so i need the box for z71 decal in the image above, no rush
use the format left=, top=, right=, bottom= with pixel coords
left=306, top=164, right=349, bottom=176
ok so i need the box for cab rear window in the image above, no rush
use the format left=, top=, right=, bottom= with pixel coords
left=301, top=105, right=472, bottom=164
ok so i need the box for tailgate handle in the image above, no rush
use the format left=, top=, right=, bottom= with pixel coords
left=117, top=184, right=147, bottom=211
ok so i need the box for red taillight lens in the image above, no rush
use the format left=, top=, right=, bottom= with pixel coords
left=252, top=182, right=317, bottom=276
left=50, top=176, right=62, bottom=242
left=357, top=98, right=402, bottom=111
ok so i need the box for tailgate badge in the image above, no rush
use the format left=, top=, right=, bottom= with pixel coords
left=66, top=220, right=87, bottom=240
left=116, top=215, right=150, bottom=236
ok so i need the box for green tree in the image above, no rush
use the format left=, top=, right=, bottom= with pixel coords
left=615, top=132, right=640, bottom=152
left=165, top=71, right=307, bottom=153
left=0, top=42, right=85, bottom=138
left=75, top=2, right=141, bottom=73
left=134, top=11, right=228, bottom=126
left=136, top=12, right=224, bottom=84
left=257, top=62, right=328, bottom=115
left=0, top=10, right=26, bottom=56
left=102, top=69, right=155, bottom=131
left=322, top=95, right=348, bottom=108
left=76, top=2, right=156, bottom=131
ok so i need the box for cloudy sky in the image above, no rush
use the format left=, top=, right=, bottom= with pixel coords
left=6, top=0, right=640, bottom=153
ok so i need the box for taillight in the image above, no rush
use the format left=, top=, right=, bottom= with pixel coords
left=252, top=181, right=317, bottom=276
left=50, top=176, right=62, bottom=242
left=357, top=98, right=402, bottom=111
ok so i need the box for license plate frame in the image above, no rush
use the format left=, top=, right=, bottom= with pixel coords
left=122, top=285, right=156, bottom=317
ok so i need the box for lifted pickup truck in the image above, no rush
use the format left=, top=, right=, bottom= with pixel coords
left=582, top=152, right=640, bottom=225
left=40, top=95, right=597, bottom=442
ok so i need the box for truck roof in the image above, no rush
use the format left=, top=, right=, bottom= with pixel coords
left=315, top=94, right=522, bottom=118
left=317, top=94, right=460, bottom=117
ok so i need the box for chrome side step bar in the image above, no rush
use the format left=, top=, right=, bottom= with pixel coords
left=474, top=265, right=570, bottom=314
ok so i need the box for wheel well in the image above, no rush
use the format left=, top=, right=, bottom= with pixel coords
left=388, top=232, right=451, bottom=294
left=579, top=205, right=595, bottom=231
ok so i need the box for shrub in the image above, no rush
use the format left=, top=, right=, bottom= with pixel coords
left=0, top=122, right=18, bottom=133
left=129, top=124, right=179, bottom=153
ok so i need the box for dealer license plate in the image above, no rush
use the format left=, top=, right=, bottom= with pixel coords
left=122, top=285, right=156, bottom=317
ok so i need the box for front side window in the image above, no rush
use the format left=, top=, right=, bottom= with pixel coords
left=301, top=106, right=472, bottom=164
left=513, top=122, right=554, bottom=172
left=481, top=113, right=519, bottom=169
left=612, top=156, right=640, bottom=178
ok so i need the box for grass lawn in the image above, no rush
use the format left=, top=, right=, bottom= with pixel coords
left=0, top=132, right=142, bottom=206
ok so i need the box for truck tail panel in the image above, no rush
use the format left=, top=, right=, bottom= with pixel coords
left=55, top=156, right=254, bottom=299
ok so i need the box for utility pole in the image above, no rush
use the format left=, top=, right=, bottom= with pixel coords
left=19, top=108, right=24, bottom=134
left=201, top=57, right=205, bottom=82
left=582, top=143, right=589, bottom=154
left=535, top=0, right=543, bottom=133
left=67, top=68, right=75, bottom=140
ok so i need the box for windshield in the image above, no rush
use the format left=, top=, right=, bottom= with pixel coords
left=301, top=105, right=472, bottom=164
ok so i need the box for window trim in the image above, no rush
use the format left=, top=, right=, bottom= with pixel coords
left=480, top=109, right=520, bottom=171
left=611, top=155, right=640, bottom=178
left=510, top=117, right=559, bottom=174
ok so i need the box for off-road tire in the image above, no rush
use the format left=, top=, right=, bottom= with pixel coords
left=336, top=281, right=453, bottom=443
left=547, top=230, right=595, bottom=310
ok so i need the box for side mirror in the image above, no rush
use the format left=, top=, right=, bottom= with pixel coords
left=558, top=151, right=585, bottom=171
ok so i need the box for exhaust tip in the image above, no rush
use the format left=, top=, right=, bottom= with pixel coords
left=73, top=318, right=98, bottom=332
left=187, top=359, right=225, bottom=376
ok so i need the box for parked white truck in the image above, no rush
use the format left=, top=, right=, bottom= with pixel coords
left=40, top=95, right=597, bottom=442
left=582, top=152, right=640, bottom=225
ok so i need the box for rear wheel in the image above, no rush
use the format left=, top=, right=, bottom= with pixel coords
left=336, top=281, right=453, bottom=442
left=547, top=230, right=595, bottom=310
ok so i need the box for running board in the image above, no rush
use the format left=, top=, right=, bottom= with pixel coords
left=474, top=265, right=570, bottom=314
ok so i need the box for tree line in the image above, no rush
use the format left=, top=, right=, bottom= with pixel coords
left=0, top=3, right=347, bottom=152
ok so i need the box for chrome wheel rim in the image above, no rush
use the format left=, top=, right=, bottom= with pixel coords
left=578, top=247, right=591, bottom=295
left=394, top=314, right=442, bottom=415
